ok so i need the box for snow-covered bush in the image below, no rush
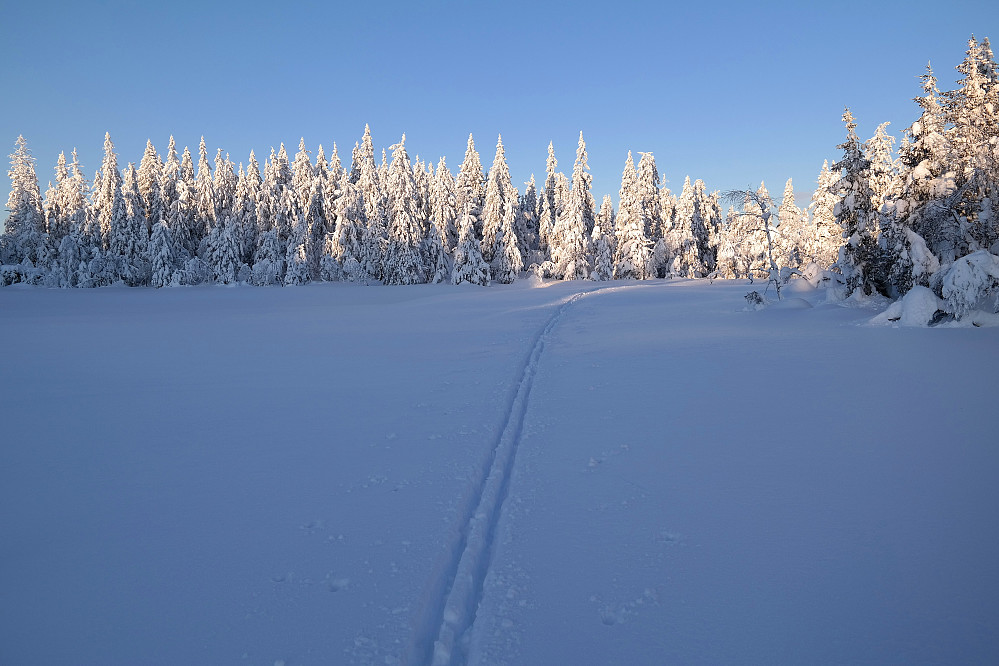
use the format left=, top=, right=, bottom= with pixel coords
left=870, top=285, right=942, bottom=326
left=940, top=251, right=999, bottom=318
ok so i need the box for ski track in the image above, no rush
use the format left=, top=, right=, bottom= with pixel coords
left=408, top=285, right=626, bottom=666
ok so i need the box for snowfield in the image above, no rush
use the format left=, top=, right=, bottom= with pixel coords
left=1, top=279, right=997, bottom=665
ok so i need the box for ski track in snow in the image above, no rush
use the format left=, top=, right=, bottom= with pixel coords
left=410, top=285, right=624, bottom=666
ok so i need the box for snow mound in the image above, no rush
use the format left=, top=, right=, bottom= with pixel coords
left=770, top=297, right=813, bottom=310
left=869, top=286, right=941, bottom=327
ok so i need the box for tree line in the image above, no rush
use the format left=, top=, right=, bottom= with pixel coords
left=3, top=36, right=996, bottom=317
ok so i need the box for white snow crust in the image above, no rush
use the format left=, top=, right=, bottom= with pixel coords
left=1, top=280, right=997, bottom=665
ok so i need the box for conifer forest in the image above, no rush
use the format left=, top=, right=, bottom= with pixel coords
left=3, top=36, right=998, bottom=319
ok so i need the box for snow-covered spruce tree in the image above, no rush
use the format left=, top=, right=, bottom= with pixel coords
left=481, top=135, right=514, bottom=264
left=149, top=220, right=179, bottom=287
left=383, top=135, right=427, bottom=285
left=283, top=188, right=310, bottom=285
left=114, top=164, right=150, bottom=285
left=517, top=174, right=539, bottom=256
left=456, top=134, right=485, bottom=237
left=834, top=108, right=886, bottom=296
left=613, top=151, right=652, bottom=279
left=865, top=122, right=900, bottom=216
left=667, top=176, right=705, bottom=277
left=776, top=178, right=806, bottom=270
left=430, top=156, right=459, bottom=251
left=538, top=142, right=559, bottom=258
left=329, top=142, right=345, bottom=183
left=168, top=151, right=198, bottom=261
left=326, top=178, right=369, bottom=282
left=322, top=144, right=344, bottom=242
left=943, top=37, right=999, bottom=255
left=548, top=132, right=594, bottom=280
left=451, top=204, right=489, bottom=286
left=205, top=210, right=244, bottom=285
left=93, top=132, right=123, bottom=251
left=43, top=152, right=69, bottom=244
left=2, top=135, right=45, bottom=279
left=159, top=136, right=180, bottom=220
left=806, top=159, right=842, bottom=268
left=591, top=221, right=614, bottom=281
left=195, top=137, right=216, bottom=242
left=137, top=139, right=164, bottom=228
left=597, top=194, right=615, bottom=241
left=235, top=151, right=262, bottom=264
left=353, top=126, right=388, bottom=279
left=213, top=150, right=237, bottom=224
left=636, top=152, right=663, bottom=241
left=291, top=138, right=314, bottom=211
left=492, top=195, right=523, bottom=283
left=423, top=218, right=451, bottom=284
left=712, top=205, right=741, bottom=279
left=52, top=149, right=91, bottom=286
left=305, top=177, right=328, bottom=280
left=251, top=228, right=284, bottom=285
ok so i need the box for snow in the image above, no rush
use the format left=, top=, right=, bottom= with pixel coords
left=2, top=279, right=998, bottom=665
left=869, top=285, right=941, bottom=327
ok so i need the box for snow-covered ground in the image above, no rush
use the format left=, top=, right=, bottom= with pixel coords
left=1, top=279, right=997, bottom=665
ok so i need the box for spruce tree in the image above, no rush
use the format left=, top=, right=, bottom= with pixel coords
left=538, top=142, right=559, bottom=256
left=451, top=205, right=489, bottom=286
left=492, top=195, right=523, bottom=283
left=430, top=156, right=458, bottom=251
left=481, top=135, right=514, bottom=263
left=137, top=139, right=164, bottom=227
left=834, top=109, right=884, bottom=296
left=327, top=178, right=369, bottom=282
left=195, top=137, right=216, bottom=239
left=591, top=222, right=614, bottom=281
left=807, top=160, right=842, bottom=268
left=549, top=132, right=594, bottom=280
left=149, top=220, right=179, bottom=287
left=2, top=135, right=44, bottom=269
left=613, top=152, right=652, bottom=279
left=456, top=134, right=485, bottom=236
left=383, top=135, right=426, bottom=285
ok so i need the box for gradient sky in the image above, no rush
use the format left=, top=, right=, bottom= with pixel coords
left=2, top=0, right=996, bottom=221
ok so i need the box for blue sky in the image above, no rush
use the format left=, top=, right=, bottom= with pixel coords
left=2, top=0, right=995, bottom=219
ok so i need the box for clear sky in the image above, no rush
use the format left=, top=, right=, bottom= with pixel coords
left=2, top=0, right=996, bottom=220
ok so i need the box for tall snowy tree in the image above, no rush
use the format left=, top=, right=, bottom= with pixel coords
left=137, top=139, right=164, bottom=228
left=491, top=194, right=523, bottom=283
left=149, top=220, right=179, bottom=287
left=455, top=134, right=485, bottom=236
left=159, top=136, right=180, bottom=219
left=383, top=135, right=427, bottom=285
left=614, top=151, right=652, bottom=279
left=451, top=204, right=489, bottom=286
left=481, top=135, right=514, bottom=263
left=2, top=135, right=45, bottom=270
left=834, top=109, right=884, bottom=296
left=517, top=174, right=539, bottom=255
left=113, top=163, right=150, bottom=285
left=775, top=178, right=807, bottom=270
left=807, top=159, right=842, bottom=268
left=548, top=132, right=594, bottom=280
left=326, top=178, right=369, bottom=282
left=538, top=142, right=559, bottom=257
left=430, top=156, right=459, bottom=251
left=195, top=136, right=216, bottom=239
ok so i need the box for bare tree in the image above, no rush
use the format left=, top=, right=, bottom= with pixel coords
left=722, top=187, right=795, bottom=300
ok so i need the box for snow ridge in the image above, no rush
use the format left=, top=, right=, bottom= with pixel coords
left=416, top=287, right=608, bottom=666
